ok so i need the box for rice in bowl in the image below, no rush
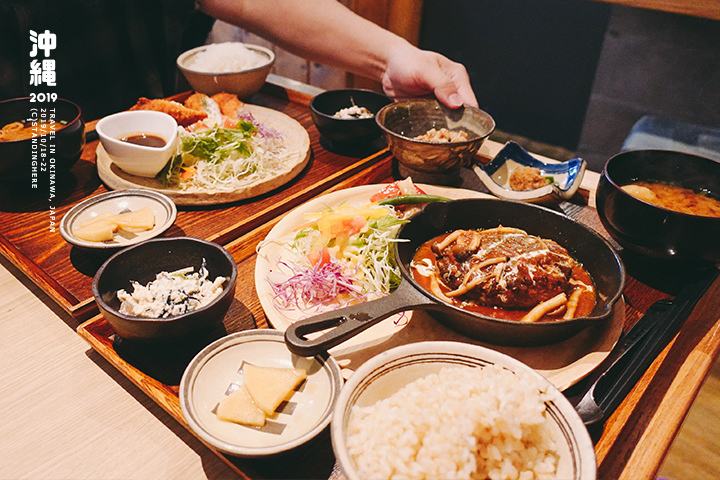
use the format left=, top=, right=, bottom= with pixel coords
left=186, top=42, right=268, bottom=73
left=345, top=365, right=558, bottom=480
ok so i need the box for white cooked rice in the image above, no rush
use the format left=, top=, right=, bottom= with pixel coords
left=188, top=42, right=267, bottom=73
left=346, top=365, right=559, bottom=480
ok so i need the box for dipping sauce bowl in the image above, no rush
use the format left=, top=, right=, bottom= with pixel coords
left=96, top=110, right=178, bottom=178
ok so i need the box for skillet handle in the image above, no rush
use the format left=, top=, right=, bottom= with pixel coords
left=284, top=280, right=434, bottom=356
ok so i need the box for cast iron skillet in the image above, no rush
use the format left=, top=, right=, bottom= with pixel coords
left=285, top=198, right=625, bottom=356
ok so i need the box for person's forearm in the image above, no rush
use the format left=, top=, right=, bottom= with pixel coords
left=197, top=0, right=412, bottom=82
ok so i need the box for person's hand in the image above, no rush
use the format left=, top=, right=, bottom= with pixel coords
left=381, top=45, right=478, bottom=109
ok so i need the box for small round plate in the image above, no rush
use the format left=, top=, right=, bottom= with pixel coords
left=179, top=329, right=343, bottom=457
left=96, top=104, right=311, bottom=206
left=59, top=189, right=177, bottom=249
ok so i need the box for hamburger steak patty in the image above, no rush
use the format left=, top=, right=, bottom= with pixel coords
left=431, top=227, right=578, bottom=309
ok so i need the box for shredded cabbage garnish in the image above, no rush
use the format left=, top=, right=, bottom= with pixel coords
left=266, top=204, right=407, bottom=314
left=158, top=116, right=293, bottom=191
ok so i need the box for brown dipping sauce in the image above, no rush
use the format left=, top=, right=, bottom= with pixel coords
left=411, top=231, right=596, bottom=322
left=120, top=133, right=166, bottom=148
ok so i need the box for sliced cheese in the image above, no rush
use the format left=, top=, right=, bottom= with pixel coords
left=216, top=386, right=266, bottom=427
left=244, top=364, right=307, bottom=415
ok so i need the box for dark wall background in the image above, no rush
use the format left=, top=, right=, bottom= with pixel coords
left=576, top=6, right=720, bottom=170
left=421, top=2, right=720, bottom=172
left=420, top=0, right=612, bottom=151
left=0, top=0, right=212, bottom=120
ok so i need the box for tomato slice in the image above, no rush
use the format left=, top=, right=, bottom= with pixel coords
left=369, top=180, right=427, bottom=203
left=307, top=247, right=332, bottom=267
left=369, top=183, right=403, bottom=202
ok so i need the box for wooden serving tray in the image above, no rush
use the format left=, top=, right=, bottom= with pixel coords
left=75, top=163, right=410, bottom=480
left=0, top=84, right=391, bottom=320
left=77, top=154, right=679, bottom=480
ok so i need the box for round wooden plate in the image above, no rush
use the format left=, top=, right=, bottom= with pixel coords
left=97, top=104, right=311, bottom=206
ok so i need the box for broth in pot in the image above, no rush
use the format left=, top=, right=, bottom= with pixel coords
left=0, top=120, right=68, bottom=142
left=622, top=181, right=720, bottom=218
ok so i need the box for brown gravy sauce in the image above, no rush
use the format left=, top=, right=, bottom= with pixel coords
left=120, top=133, right=166, bottom=148
left=411, top=232, right=596, bottom=322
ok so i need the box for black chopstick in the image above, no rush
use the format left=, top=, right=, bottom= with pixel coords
left=572, top=265, right=719, bottom=426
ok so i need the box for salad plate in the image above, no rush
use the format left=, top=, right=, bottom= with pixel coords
left=96, top=104, right=310, bottom=206
left=255, top=183, right=492, bottom=374
left=255, top=183, right=624, bottom=388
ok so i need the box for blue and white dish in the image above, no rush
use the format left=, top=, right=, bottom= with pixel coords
left=474, top=141, right=586, bottom=201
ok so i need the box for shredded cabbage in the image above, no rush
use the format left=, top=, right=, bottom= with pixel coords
left=158, top=116, right=293, bottom=191
left=266, top=204, right=407, bottom=313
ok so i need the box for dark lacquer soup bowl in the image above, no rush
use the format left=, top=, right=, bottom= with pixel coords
left=0, top=97, right=85, bottom=184
left=285, top=198, right=625, bottom=355
left=596, top=149, right=720, bottom=263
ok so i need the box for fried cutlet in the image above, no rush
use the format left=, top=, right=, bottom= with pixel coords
left=129, top=97, right=207, bottom=127
left=211, top=92, right=245, bottom=118
left=184, top=92, right=211, bottom=113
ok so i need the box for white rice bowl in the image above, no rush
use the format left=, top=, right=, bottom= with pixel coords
left=331, top=342, right=596, bottom=480
left=185, top=42, right=268, bottom=73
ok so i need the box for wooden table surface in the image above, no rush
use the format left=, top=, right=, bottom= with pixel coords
left=591, top=0, right=720, bottom=22
left=2, top=80, right=720, bottom=480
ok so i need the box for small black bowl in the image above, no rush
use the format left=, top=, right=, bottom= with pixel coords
left=0, top=97, right=85, bottom=185
left=596, top=149, right=720, bottom=263
left=309, top=89, right=393, bottom=144
left=92, top=237, right=238, bottom=342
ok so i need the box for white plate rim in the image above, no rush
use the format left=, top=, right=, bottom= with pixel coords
left=331, top=341, right=597, bottom=480
left=179, top=329, right=343, bottom=457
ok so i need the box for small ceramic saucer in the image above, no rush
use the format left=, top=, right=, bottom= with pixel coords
left=474, top=141, right=586, bottom=202
left=179, top=329, right=343, bottom=457
left=59, top=189, right=177, bottom=249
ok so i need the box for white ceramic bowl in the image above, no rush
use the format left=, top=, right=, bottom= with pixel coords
left=331, top=341, right=597, bottom=480
left=180, top=329, right=343, bottom=457
left=177, top=43, right=275, bottom=99
left=95, top=110, right=178, bottom=177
